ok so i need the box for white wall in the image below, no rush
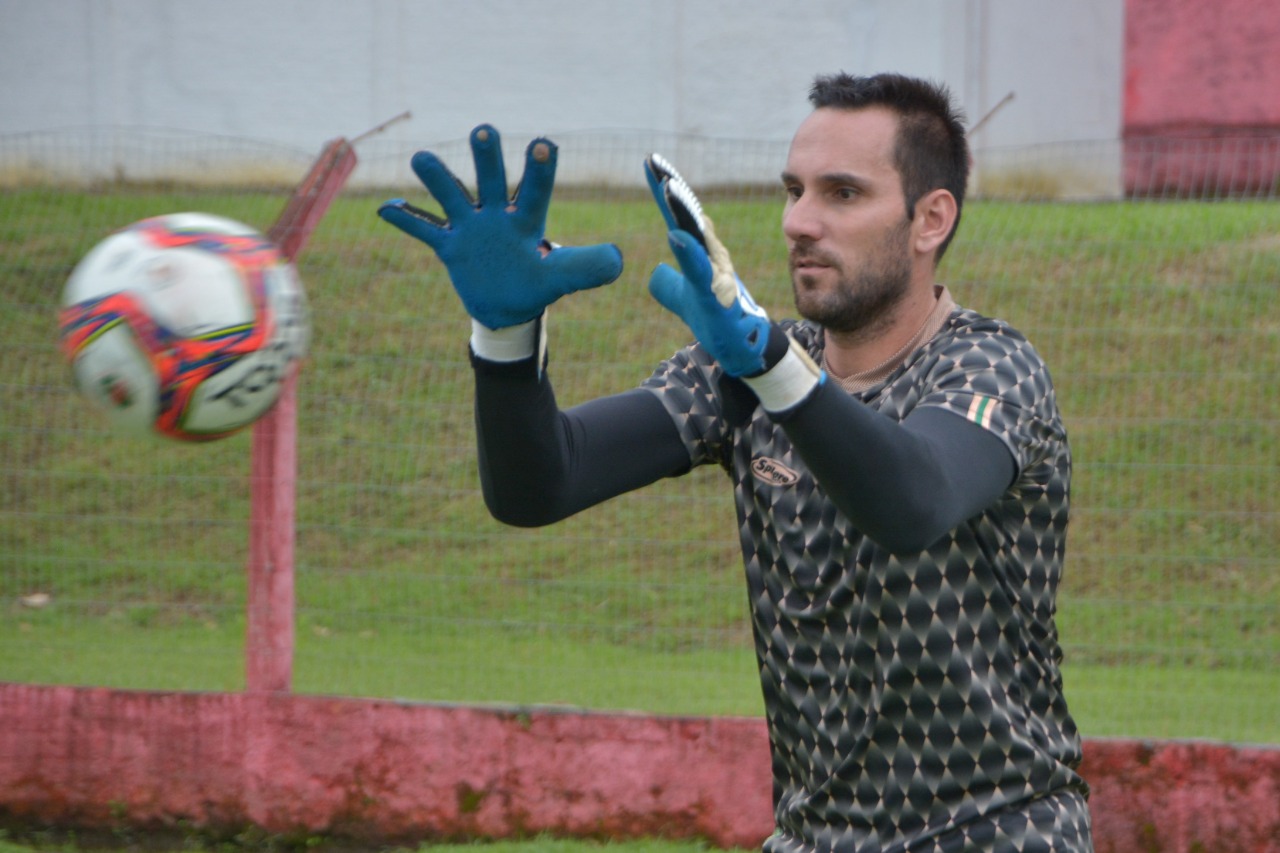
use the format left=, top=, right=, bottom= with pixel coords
left=0, top=0, right=1124, bottom=192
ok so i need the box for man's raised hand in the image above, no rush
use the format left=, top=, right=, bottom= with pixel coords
left=379, top=125, right=623, bottom=329
left=645, top=153, right=824, bottom=410
left=644, top=153, right=773, bottom=378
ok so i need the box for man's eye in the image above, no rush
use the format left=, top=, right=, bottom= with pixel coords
left=835, top=187, right=859, bottom=200
left=783, top=185, right=802, bottom=200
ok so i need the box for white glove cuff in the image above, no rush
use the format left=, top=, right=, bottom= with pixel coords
left=742, top=336, right=824, bottom=413
left=470, top=316, right=542, bottom=363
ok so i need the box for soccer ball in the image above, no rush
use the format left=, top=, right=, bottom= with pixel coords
left=59, top=212, right=309, bottom=441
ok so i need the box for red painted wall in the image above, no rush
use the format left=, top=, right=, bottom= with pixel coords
left=1125, top=0, right=1280, bottom=129
left=3, top=684, right=1278, bottom=853
left=1124, top=0, right=1280, bottom=194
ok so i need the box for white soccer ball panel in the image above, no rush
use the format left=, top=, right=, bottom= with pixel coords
left=138, top=247, right=255, bottom=337
left=157, top=212, right=261, bottom=236
left=180, top=334, right=298, bottom=435
left=264, top=261, right=310, bottom=361
left=67, top=323, right=160, bottom=434
left=62, top=230, right=152, bottom=305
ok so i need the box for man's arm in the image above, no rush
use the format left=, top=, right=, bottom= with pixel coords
left=380, top=126, right=689, bottom=525
left=774, top=381, right=1015, bottom=554
left=472, top=352, right=691, bottom=527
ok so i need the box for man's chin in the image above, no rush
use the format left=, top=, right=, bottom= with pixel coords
left=792, top=267, right=832, bottom=287
left=793, top=293, right=839, bottom=327
left=794, top=290, right=897, bottom=336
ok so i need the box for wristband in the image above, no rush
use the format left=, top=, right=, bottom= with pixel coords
left=470, top=315, right=544, bottom=364
left=742, top=333, right=825, bottom=413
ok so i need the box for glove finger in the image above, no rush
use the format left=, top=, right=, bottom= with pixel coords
left=410, top=151, right=476, bottom=224
left=647, top=263, right=692, bottom=317
left=542, top=242, right=624, bottom=295
left=666, top=229, right=714, bottom=287
left=644, top=158, right=680, bottom=233
left=469, top=124, right=510, bottom=210
left=512, top=137, right=558, bottom=236
left=377, top=199, right=449, bottom=252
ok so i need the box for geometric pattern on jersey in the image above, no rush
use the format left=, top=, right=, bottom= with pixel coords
left=640, top=307, right=1091, bottom=853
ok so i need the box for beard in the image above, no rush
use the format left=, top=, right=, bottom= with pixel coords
left=789, top=219, right=913, bottom=337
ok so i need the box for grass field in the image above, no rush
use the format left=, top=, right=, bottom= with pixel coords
left=2, top=186, right=1278, bottom=749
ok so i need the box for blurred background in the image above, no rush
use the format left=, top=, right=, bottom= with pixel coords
left=2, top=0, right=1277, bottom=750
left=2, top=0, right=1128, bottom=188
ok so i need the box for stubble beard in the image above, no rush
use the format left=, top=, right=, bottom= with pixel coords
left=790, top=220, right=914, bottom=340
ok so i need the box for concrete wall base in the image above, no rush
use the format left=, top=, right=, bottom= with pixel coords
left=3, top=684, right=1277, bottom=852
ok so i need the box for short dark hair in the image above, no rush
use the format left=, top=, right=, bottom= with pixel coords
left=809, top=72, right=969, bottom=261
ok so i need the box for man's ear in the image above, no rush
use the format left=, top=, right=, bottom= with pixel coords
left=912, top=188, right=958, bottom=258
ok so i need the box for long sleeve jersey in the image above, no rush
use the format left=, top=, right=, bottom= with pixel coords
left=471, top=304, right=1091, bottom=853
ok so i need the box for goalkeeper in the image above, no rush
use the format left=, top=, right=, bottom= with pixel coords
left=380, top=72, right=1092, bottom=853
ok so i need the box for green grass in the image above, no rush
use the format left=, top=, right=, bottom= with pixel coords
left=4, top=612, right=1277, bottom=745
left=1, top=187, right=1278, bottom=747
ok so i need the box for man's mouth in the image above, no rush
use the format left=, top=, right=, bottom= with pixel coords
left=790, top=252, right=835, bottom=275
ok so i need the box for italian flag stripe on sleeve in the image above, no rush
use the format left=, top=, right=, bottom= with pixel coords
left=967, top=395, right=996, bottom=430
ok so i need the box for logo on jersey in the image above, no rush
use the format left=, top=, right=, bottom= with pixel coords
left=966, top=394, right=998, bottom=430
left=751, top=456, right=800, bottom=486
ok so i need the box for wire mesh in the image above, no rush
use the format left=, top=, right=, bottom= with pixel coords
left=1, top=129, right=1276, bottom=743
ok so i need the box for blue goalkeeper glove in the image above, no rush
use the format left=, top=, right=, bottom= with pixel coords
left=379, top=124, right=623, bottom=329
left=645, top=154, right=824, bottom=411
left=644, top=153, right=773, bottom=377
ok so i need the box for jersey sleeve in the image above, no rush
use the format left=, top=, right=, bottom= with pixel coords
left=638, top=341, right=734, bottom=469
left=914, top=318, right=1068, bottom=477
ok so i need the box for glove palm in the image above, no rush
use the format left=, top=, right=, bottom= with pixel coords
left=379, top=125, right=623, bottom=329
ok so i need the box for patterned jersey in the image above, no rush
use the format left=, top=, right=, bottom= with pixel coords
left=640, top=307, right=1091, bottom=853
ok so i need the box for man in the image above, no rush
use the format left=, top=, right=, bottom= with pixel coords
left=380, top=72, right=1092, bottom=853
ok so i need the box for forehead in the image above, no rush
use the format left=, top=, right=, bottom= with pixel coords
left=785, top=106, right=900, bottom=181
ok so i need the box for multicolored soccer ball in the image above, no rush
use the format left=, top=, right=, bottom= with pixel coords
left=59, top=212, right=309, bottom=441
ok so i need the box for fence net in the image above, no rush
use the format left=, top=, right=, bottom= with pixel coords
left=1, top=130, right=1277, bottom=745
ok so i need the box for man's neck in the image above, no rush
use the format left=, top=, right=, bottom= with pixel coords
left=822, top=284, right=946, bottom=380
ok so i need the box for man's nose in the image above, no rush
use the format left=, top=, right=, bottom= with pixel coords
left=782, top=196, right=821, bottom=243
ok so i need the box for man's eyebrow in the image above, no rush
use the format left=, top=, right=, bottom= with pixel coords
left=780, top=170, right=872, bottom=189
